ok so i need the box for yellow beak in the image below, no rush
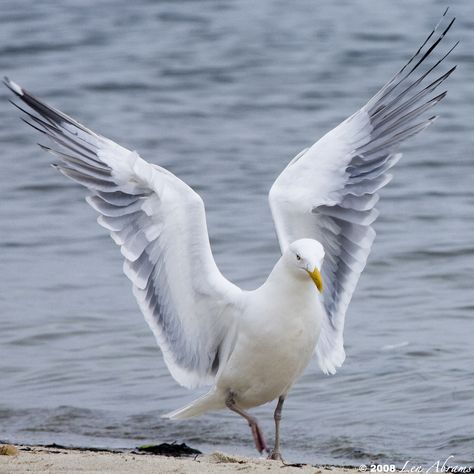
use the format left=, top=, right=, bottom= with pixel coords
left=308, top=268, right=323, bottom=293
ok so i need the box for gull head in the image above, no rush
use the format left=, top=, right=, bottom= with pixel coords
left=285, top=239, right=325, bottom=292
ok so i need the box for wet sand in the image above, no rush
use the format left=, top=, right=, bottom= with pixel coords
left=0, top=444, right=361, bottom=473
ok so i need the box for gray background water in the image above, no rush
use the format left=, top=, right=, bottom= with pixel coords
left=1, top=0, right=473, bottom=467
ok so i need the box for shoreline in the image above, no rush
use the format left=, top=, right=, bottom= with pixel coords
left=0, top=443, right=361, bottom=473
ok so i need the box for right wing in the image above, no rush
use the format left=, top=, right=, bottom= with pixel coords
left=6, top=78, right=242, bottom=389
left=268, top=11, right=456, bottom=374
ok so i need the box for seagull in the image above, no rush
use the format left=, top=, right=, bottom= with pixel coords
left=5, top=11, right=456, bottom=462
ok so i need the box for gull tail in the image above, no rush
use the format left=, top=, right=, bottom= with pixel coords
left=163, top=390, right=224, bottom=420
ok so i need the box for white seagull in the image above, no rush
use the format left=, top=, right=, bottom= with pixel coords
left=5, top=11, right=456, bottom=461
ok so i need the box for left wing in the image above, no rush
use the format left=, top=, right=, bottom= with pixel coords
left=5, top=78, right=243, bottom=390
left=269, top=12, right=457, bottom=374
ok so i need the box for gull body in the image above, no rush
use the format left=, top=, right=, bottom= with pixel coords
left=224, top=261, right=322, bottom=409
left=178, top=240, right=325, bottom=418
left=5, top=9, right=456, bottom=462
left=163, top=239, right=325, bottom=454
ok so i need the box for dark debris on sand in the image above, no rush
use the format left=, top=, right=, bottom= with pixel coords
left=136, top=442, right=202, bottom=457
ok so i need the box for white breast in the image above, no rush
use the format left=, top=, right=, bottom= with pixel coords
left=216, top=270, right=324, bottom=409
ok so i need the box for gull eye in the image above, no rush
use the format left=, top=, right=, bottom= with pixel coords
left=296, top=254, right=301, bottom=261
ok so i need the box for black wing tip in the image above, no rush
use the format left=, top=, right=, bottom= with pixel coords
left=446, top=64, right=458, bottom=77
left=50, top=163, right=65, bottom=174
left=439, top=7, right=454, bottom=25
left=442, top=16, right=456, bottom=37
left=8, top=98, right=21, bottom=110
left=3, top=76, right=24, bottom=97
left=437, top=90, right=448, bottom=101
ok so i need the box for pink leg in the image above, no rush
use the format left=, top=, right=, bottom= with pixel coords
left=225, top=393, right=269, bottom=454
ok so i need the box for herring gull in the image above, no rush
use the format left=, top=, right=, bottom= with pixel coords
left=4, top=10, right=456, bottom=461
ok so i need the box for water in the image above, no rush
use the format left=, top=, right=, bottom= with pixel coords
left=1, top=0, right=473, bottom=467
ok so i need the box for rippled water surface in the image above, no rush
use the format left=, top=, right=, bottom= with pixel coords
left=1, top=0, right=473, bottom=467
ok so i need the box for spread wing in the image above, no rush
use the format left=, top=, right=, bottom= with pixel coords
left=5, top=78, right=242, bottom=389
left=268, top=12, right=457, bottom=374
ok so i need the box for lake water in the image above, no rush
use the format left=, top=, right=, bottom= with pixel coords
left=1, top=0, right=473, bottom=467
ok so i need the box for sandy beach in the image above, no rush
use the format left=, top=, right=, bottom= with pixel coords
left=0, top=444, right=361, bottom=474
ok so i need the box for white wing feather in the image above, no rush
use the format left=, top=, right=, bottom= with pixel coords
left=269, top=12, right=457, bottom=374
left=6, top=78, right=242, bottom=389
